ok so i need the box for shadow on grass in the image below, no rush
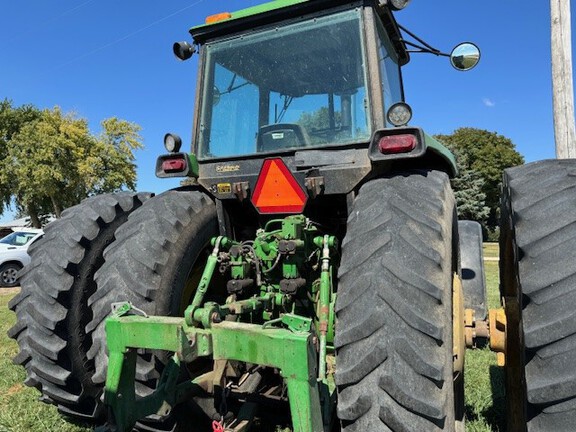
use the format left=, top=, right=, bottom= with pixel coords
left=465, top=365, right=506, bottom=431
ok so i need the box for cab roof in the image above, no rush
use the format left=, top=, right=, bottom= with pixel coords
left=190, top=0, right=409, bottom=65
left=193, top=0, right=310, bottom=33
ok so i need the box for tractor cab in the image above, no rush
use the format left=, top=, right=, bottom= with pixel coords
left=191, top=1, right=405, bottom=160
left=160, top=0, right=478, bottom=211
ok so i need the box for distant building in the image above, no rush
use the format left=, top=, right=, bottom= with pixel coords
left=0, top=217, right=32, bottom=239
left=0, top=216, right=54, bottom=238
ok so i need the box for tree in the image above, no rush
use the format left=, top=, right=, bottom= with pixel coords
left=449, top=146, right=490, bottom=223
left=0, top=99, right=41, bottom=212
left=435, top=128, right=524, bottom=227
left=0, top=105, right=143, bottom=227
left=297, top=107, right=341, bottom=143
left=79, top=117, right=142, bottom=195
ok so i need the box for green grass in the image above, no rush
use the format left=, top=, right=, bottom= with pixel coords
left=464, top=245, right=504, bottom=431
left=0, top=292, right=91, bottom=432
left=483, top=243, right=500, bottom=260
left=0, top=245, right=505, bottom=431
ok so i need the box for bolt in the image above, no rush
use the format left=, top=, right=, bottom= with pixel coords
left=312, top=336, right=319, bottom=350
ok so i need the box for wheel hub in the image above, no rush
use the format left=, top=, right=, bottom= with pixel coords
left=2, top=267, right=18, bottom=285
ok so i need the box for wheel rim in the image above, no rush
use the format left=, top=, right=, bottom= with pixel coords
left=453, top=273, right=466, bottom=431
left=2, top=267, right=18, bottom=285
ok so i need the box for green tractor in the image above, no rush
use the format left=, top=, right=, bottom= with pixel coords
left=9, top=0, right=576, bottom=431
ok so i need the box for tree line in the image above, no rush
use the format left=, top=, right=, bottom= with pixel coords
left=435, top=127, right=524, bottom=235
left=0, top=100, right=142, bottom=227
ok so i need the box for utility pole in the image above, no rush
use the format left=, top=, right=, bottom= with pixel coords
left=551, top=0, right=576, bottom=158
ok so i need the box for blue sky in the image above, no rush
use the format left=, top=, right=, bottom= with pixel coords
left=0, top=0, right=573, bottom=223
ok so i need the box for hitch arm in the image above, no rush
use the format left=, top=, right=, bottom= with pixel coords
left=102, top=316, right=212, bottom=431
left=101, top=315, right=326, bottom=432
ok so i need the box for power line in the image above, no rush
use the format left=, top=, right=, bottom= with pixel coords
left=47, top=0, right=207, bottom=73
left=3, top=0, right=97, bottom=46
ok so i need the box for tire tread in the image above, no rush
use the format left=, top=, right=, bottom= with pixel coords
left=8, top=192, right=151, bottom=422
left=336, top=170, right=456, bottom=431
left=502, top=159, right=576, bottom=431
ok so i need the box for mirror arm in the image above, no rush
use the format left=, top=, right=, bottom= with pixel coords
left=398, top=24, right=449, bottom=57
left=401, top=40, right=449, bottom=57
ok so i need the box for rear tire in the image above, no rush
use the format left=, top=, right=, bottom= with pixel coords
left=335, top=170, right=462, bottom=431
left=8, top=192, right=151, bottom=422
left=87, top=188, right=218, bottom=430
left=500, top=159, right=576, bottom=431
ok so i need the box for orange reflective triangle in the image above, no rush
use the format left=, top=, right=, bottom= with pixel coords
left=252, top=158, right=307, bottom=214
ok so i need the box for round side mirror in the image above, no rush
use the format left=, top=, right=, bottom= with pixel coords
left=450, top=43, right=481, bottom=71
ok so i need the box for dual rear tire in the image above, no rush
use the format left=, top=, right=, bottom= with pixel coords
left=9, top=192, right=152, bottom=420
left=335, top=160, right=576, bottom=431
left=9, top=189, right=218, bottom=429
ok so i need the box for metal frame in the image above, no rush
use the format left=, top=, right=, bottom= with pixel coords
left=102, top=221, right=338, bottom=431
left=362, top=6, right=386, bottom=130
left=103, top=314, right=327, bottom=432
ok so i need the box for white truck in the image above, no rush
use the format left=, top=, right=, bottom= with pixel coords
left=0, top=228, right=43, bottom=287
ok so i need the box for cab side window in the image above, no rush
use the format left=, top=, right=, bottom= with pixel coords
left=375, top=18, right=403, bottom=126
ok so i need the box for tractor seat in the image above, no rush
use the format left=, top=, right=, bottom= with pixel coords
left=257, top=123, right=310, bottom=152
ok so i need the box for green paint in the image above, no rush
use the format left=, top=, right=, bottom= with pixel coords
left=282, top=215, right=305, bottom=239
left=102, top=215, right=340, bottom=430
left=186, top=153, right=199, bottom=178
left=211, top=321, right=324, bottom=431
left=104, top=316, right=197, bottom=431
left=191, top=0, right=311, bottom=33
left=424, top=132, right=458, bottom=176
left=110, top=302, right=132, bottom=318
left=262, top=313, right=313, bottom=333
left=186, top=236, right=227, bottom=326
left=103, top=314, right=325, bottom=431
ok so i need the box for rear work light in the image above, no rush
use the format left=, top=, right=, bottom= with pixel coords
left=164, top=133, right=182, bottom=153
left=378, top=134, right=417, bottom=154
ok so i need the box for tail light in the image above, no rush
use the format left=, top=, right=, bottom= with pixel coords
left=162, top=158, right=186, bottom=173
left=368, top=127, right=426, bottom=163
left=156, top=153, right=197, bottom=178
left=378, top=134, right=417, bottom=154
